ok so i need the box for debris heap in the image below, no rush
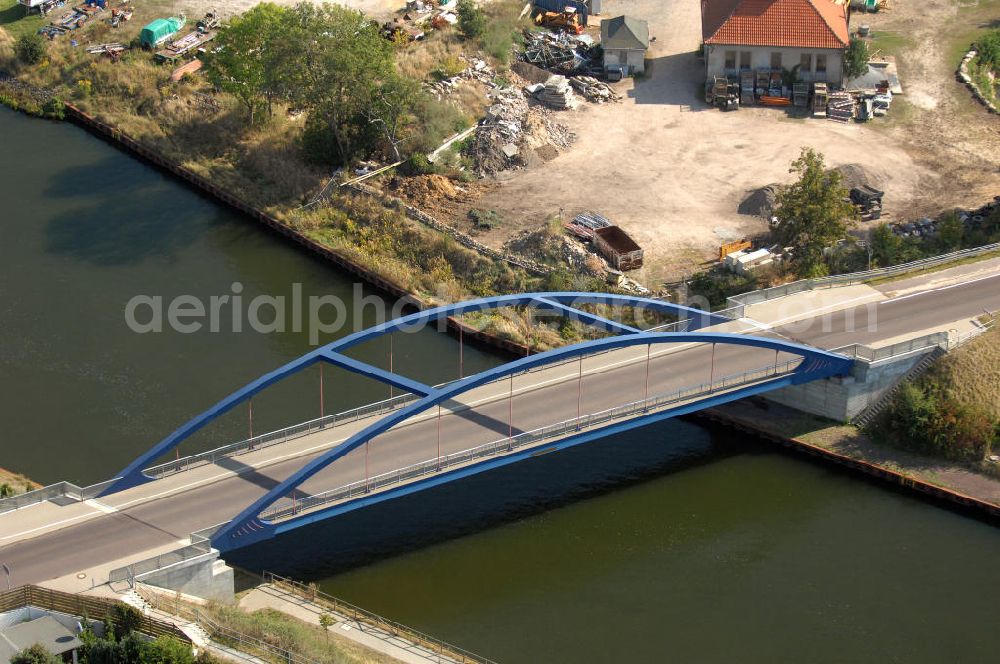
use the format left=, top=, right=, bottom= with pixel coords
left=466, top=87, right=576, bottom=177
left=521, top=30, right=601, bottom=75
left=569, top=76, right=621, bottom=103
left=538, top=75, right=575, bottom=109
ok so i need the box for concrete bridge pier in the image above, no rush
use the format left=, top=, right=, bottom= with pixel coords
left=764, top=347, right=939, bottom=422
left=138, top=551, right=235, bottom=602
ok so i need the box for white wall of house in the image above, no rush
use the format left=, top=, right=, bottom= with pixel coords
left=705, top=44, right=844, bottom=86
left=605, top=48, right=646, bottom=74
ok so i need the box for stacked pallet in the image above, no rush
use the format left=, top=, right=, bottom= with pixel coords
left=827, top=92, right=855, bottom=123
left=538, top=75, right=575, bottom=109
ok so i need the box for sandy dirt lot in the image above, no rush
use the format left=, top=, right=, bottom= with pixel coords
left=160, top=0, right=999, bottom=286
left=471, top=0, right=935, bottom=285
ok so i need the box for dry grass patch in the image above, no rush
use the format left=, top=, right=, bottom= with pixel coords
left=925, top=324, right=1000, bottom=420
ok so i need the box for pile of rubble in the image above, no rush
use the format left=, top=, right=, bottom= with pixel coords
left=536, top=75, right=575, bottom=109
left=525, top=74, right=619, bottom=107
left=521, top=30, right=601, bottom=75
left=425, top=56, right=498, bottom=98
left=569, top=76, right=620, bottom=103
left=466, top=87, right=577, bottom=176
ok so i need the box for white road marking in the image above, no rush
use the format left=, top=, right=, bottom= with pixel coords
left=84, top=499, right=117, bottom=514
left=879, top=273, right=1000, bottom=304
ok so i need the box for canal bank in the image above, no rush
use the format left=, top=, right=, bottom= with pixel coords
left=3, top=105, right=1000, bottom=663
left=10, top=98, right=1000, bottom=527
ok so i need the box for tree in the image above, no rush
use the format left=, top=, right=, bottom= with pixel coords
left=869, top=223, right=902, bottom=267
left=110, top=602, right=144, bottom=641
left=11, top=645, right=60, bottom=664
left=456, top=0, right=486, bottom=40
left=207, top=3, right=295, bottom=124
left=0, top=483, right=13, bottom=498
left=935, top=212, right=964, bottom=252
left=287, top=3, right=403, bottom=166
left=844, top=38, right=869, bottom=80
left=15, top=34, right=45, bottom=65
left=319, top=612, right=334, bottom=637
left=771, top=148, right=854, bottom=277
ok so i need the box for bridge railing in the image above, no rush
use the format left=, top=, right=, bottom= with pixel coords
left=143, top=391, right=424, bottom=479
left=832, top=317, right=995, bottom=364
left=726, top=242, right=1000, bottom=309
left=108, top=540, right=215, bottom=588
left=260, top=358, right=801, bottom=522
left=0, top=478, right=116, bottom=515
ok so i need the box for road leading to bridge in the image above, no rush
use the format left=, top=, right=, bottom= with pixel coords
left=1, top=267, right=998, bottom=589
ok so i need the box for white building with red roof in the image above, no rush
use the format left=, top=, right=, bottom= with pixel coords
left=701, top=0, right=851, bottom=86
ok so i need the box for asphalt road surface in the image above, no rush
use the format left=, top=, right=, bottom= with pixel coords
left=3, top=273, right=998, bottom=587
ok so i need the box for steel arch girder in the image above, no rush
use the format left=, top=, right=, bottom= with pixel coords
left=210, top=331, right=852, bottom=549
left=101, top=293, right=729, bottom=497
left=226, top=371, right=801, bottom=550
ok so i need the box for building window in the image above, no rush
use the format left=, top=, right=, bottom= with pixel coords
left=725, top=51, right=736, bottom=69
left=800, top=53, right=812, bottom=72
left=770, top=52, right=782, bottom=69
left=816, top=54, right=827, bottom=73
left=740, top=51, right=751, bottom=69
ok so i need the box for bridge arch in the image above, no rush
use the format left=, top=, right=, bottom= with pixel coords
left=102, top=293, right=731, bottom=496
left=210, top=330, right=852, bottom=549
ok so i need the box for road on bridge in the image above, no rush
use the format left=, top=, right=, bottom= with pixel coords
left=2, top=269, right=998, bottom=589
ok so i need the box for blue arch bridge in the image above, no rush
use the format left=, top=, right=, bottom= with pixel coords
left=102, top=293, right=853, bottom=552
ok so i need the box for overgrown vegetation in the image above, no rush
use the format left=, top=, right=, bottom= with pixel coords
left=0, top=1, right=561, bottom=345
left=14, top=32, right=43, bottom=64
left=968, top=28, right=1000, bottom=106
left=872, top=325, right=999, bottom=465
left=203, top=603, right=399, bottom=664
left=10, top=603, right=217, bottom=664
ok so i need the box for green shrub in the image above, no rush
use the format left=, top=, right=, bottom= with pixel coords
left=11, top=644, right=61, bottom=664
left=15, top=34, right=45, bottom=65
left=42, top=97, right=65, bottom=120
left=976, top=29, right=1000, bottom=70
left=469, top=208, right=502, bottom=229
left=402, top=153, right=437, bottom=175
left=844, top=38, right=869, bottom=79
left=456, top=0, right=486, bottom=39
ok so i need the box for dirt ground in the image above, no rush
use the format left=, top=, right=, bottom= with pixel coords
left=470, top=0, right=941, bottom=285
left=158, top=0, right=1000, bottom=287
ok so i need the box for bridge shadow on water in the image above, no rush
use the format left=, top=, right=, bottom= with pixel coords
left=223, top=416, right=765, bottom=583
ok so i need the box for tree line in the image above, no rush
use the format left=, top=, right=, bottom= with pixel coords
left=206, top=2, right=417, bottom=166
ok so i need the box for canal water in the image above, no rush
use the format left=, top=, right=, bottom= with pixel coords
left=2, top=105, right=999, bottom=662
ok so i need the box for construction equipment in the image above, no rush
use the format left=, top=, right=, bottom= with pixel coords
left=534, top=9, right=584, bottom=35
left=850, top=186, right=884, bottom=221
left=196, top=9, right=219, bottom=33
left=709, top=76, right=738, bottom=110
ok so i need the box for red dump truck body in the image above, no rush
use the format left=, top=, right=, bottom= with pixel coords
left=593, top=226, right=643, bottom=271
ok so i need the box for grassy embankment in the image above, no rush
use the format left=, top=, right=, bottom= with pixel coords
left=0, top=466, right=40, bottom=495
left=0, top=0, right=617, bottom=350
left=205, top=604, right=400, bottom=664
left=871, top=323, right=1000, bottom=473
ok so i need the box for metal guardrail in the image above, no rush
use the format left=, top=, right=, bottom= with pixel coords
left=726, top=242, right=1000, bottom=309
left=143, top=392, right=424, bottom=479
left=261, top=359, right=801, bottom=522
left=108, top=541, right=215, bottom=587
left=0, top=478, right=115, bottom=515
left=832, top=316, right=995, bottom=363
left=263, top=572, right=495, bottom=664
